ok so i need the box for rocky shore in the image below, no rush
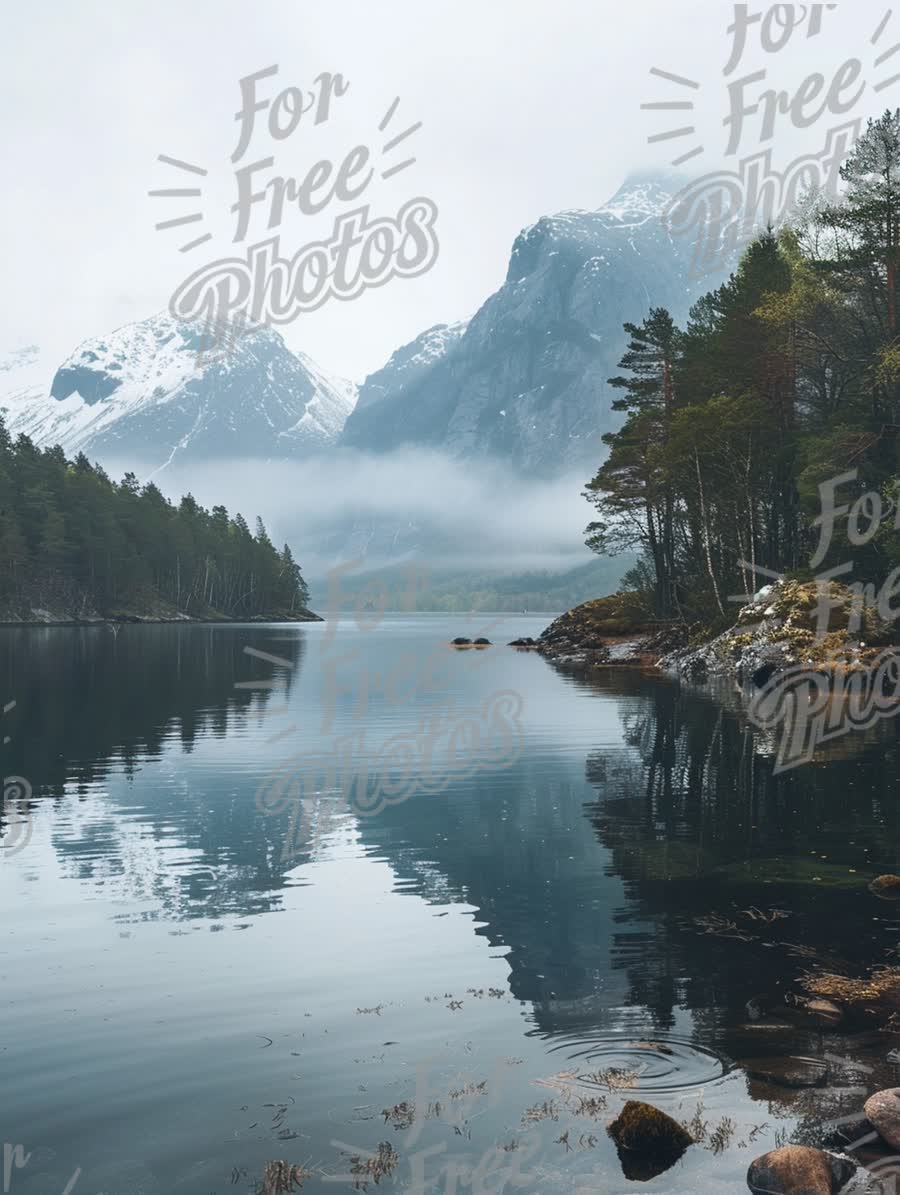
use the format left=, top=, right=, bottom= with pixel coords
left=0, top=604, right=323, bottom=626
left=531, top=584, right=900, bottom=1190
left=534, top=591, right=688, bottom=668
left=536, top=579, right=896, bottom=690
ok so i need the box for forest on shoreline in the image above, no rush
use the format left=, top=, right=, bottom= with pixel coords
left=586, top=110, right=900, bottom=635
left=0, top=419, right=311, bottom=622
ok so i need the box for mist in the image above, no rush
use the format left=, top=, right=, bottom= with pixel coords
left=113, top=447, right=603, bottom=580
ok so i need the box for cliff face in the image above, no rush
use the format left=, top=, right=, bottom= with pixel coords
left=342, top=172, right=723, bottom=475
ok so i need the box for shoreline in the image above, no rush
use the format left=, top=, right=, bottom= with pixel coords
left=0, top=608, right=323, bottom=627
left=535, top=580, right=900, bottom=690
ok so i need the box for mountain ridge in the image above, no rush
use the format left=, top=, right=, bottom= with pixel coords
left=340, top=170, right=720, bottom=474
left=1, top=314, right=356, bottom=474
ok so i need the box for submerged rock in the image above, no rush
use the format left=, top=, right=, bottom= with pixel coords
left=747, top=1145, right=857, bottom=1194
left=800, top=998, right=845, bottom=1029
left=820, top=1115, right=875, bottom=1153
left=451, top=637, right=472, bottom=646
left=870, top=875, right=900, bottom=900
left=743, top=1055, right=828, bottom=1089
left=607, top=1099, right=693, bottom=1181
left=864, top=1088, right=900, bottom=1150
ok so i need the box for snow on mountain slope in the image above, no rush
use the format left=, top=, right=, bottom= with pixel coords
left=342, top=170, right=728, bottom=474
left=0, top=344, right=50, bottom=405
left=354, top=321, right=469, bottom=412
left=1, top=315, right=356, bottom=473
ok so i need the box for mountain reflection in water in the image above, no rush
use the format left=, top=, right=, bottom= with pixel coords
left=1, top=618, right=898, bottom=1193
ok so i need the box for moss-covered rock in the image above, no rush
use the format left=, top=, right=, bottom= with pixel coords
left=660, top=578, right=896, bottom=687
left=536, top=592, right=682, bottom=669
left=607, top=1099, right=693, bottom=1181
left=747, top=1145, right=856, bottom=1194
left=544, top=591, right=655, bottom=638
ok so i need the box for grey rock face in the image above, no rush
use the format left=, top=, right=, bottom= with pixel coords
left=342, top=171, right=726, bottom=475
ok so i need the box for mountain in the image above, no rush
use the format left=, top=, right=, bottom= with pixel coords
left=353, top=321, right=469, bottom=412
left=341, top=171, right=726, bottom=474
left=0, top=344, right=48, bottom=405
left=0, top=314, right=356, bottom=474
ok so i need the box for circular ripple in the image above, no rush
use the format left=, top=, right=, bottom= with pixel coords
left=545, top=1036, right=729, bottom=1093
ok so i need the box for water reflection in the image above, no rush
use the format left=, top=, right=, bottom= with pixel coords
left=3, top=623, right=900, bottom=1191
left=0, top=624, right=305, bottom=917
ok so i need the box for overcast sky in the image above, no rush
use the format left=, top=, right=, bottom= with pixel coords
left=2, top=1, right=895, bottom=382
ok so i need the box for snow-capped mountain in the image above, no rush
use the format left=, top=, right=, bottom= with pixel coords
left=342, top=170, right=728, bottom=474
left=0, top=344, right=49, bottom=405
left=353, top=321, right=469, bottom=413
left=1, top=315, right=356, bottom=473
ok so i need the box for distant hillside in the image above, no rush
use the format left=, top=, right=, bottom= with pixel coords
left=307, top=556, right=633, bottom=615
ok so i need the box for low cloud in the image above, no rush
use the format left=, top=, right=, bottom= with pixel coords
left=125, top=447, right=599, bottom=578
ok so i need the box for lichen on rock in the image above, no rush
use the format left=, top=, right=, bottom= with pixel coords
left=660, top=579, right=896, bottom=688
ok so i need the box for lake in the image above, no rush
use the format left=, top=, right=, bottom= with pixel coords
left=1, top=614, right=899, bottom=1194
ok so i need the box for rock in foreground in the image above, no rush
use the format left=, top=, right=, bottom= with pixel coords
left=747, top=1145, right=857, bottom=1194
left=865, top=1088, right=900, bottom=1151
left=607, top=1099, right=693, bottom=1181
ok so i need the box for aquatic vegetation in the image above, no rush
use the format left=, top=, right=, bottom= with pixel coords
left=801, top=965, right=900, bottom=1021
left=449, top=1081, right=487, bottom=1100
left=693, top=912, right=757, bottom=942
left=583, top=1066, right=643, bottom=1091
left=259, top=1160, right=314, bottom=1194
left=348, top=1142, right=399, bottom=1189
left=521, top=1099, right=561, bottom=1125
left=573, top=1094, right=608, bottom=1118
left=742, top=906, right=789, bottom=924
left=680, top=1101, right=737, bottom=1155
left=532, top=1069, right=580, bottom=1094
left=381, top=1101, right=415, bottom=1130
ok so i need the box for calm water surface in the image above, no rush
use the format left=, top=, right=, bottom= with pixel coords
left=1, top=615, right=899, bottom=1193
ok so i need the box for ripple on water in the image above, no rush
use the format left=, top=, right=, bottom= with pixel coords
left=546, top=1036, right=730, bottom=1093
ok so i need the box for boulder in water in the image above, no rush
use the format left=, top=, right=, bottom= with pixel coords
left=747, top=1145, right=857, bottom=1194
left=865, top=1087, right=900, bottom=1151
left=607, top=1099, right=693, bottom=1181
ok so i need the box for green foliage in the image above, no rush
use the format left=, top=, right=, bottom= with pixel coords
left=586, top=110, right=900, bottom=622
left=0, top=424, right=309, bottom=619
